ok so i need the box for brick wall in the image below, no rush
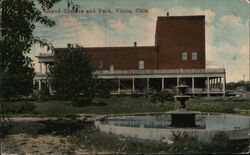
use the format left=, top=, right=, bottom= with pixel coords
left=155, top=16, right=205, bottom=69
left=85, top=46, right=158, bottom=70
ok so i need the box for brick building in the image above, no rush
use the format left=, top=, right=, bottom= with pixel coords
left=35, top=15, right=226, bottom=96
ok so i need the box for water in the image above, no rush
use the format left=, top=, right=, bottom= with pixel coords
left=102, top=114, right=250, bottom=130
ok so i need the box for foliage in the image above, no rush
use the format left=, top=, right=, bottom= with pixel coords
left=1, top=101, right=35, bottom=114
left=170, top=131, right=249, bottom=153
left=226, top=81, right=250, bottom=91
left=34, top=97, right=174, bottom=116
left=208, top=132, right=249, bottom=153
left=38, top=84, right=50, bottom=102
left=0, top=0, right=59, bottom=99
left=149, top=90, right=175, bottom=104
left=187, top=102, right=235, bottom=113
left=68, top=128, right=172, bottom=153
left=187, top=98, right=236, bottom=113
left=94, top=79, right=116, bottom=98
left=68, top=126, right=248, bottom=154
left=171, top=131, right=203, bottom=153
left=0, top=116, right=13, bottom=138
left=49, top=48, right=110, bottom=106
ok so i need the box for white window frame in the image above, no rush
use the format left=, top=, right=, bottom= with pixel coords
left=99, top=61, right=103, bottom=68
left=182, top=52, right=188, bottom=61
left=110, top=65, right=114, bottom=71
left=192, top=52, right=198, bottom=60
left=138, top=60, right=144, bottom=69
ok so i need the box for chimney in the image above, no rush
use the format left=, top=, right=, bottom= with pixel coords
left=166, top=12, right=169, bottom=16
left=134, top=42, right=137, bottom=47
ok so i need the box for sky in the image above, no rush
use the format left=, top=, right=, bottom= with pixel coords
left=31, top=0, right=249, bottom=82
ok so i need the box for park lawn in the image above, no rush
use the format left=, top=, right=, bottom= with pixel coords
left=34, top=96, right=175, bottom=116
left=33, top=96, right=250, bottom=116
left=3, top=96, right=250, bottom=117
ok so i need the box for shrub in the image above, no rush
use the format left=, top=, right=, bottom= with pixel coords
left=207, top=132, right=249, bottom=153
left=149, top=90, right=174, bottom=104
left=171, top=131, right=203, bottom=153
left=38, top=85, right=50, bottom=102
left=0, top=117, right=13, bottom=138
left=1, top=101, right=35, bottom=114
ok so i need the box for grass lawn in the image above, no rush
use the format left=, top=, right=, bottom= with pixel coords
left=34, top=96, right=175, bottom=116
left=2, top=96, right=250, bottom=117
left=32, top=96, right=250, bottom=116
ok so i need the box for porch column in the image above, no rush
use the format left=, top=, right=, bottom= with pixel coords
left=177, top=77, right=180, bottom=86
left=161, top=78, right=164, bottom=91
left=192, top=77, right=195, bottom=94
left=216, top=78, right=218, bottom=88
left=207, top=77, right=210, bottom=97
left=222, top=77, right=226, bottom=93
left=39, top=62, right=42, bottom=73
left=38, top=80, right=42, bottom=90
left=219, top=77, right=222, bottom=90
left=118, top=79, right=120, bottom=94
left=132, top=78, right=135, bottom=93
left=146, top=78, right=149, bottom=92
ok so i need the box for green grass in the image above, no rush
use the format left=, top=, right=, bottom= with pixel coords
left=34, top=96, right=175, bottom=116
left=4, top=96, right=250, bottom=116
left=187, top=97, right=250, bottom=114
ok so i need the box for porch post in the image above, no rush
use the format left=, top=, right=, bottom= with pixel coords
left=207, top=77, right=210, bottom=97
left=146, top=78, right=149, bottom=92
left=38, top=80, right=42, bottom=91
left=192, top=77, right=195, bottom=94
left=39, top=62, right=42, bottom=73
left=118, top=79, right=120, bottom=94
left=132, top=78, right=135, bottom=93
left=161, top=78, right=164, bottom=91
left=222, top=76, right=226, bottom=95
left=177, top=77, right=180, bottom=86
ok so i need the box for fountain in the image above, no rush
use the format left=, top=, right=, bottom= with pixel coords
left=168, top=85, right=199, bottom=128
left=94, top=86, right=250, bottom=143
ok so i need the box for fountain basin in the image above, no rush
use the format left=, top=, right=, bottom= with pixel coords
left=95, top=114, right=250, bottom=142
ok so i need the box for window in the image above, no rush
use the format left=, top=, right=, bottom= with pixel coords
left=110, top=65, right=114, bottom=71
left=182, top=52, right=188, bottom=60
left=192, top=52, right=198, bottom=60
left=99, top=61, right=103, bottom=68
left=139, top=60, right=144, bottom=69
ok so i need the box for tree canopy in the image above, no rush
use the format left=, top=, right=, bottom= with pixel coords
left=0, top=0, right=60, bottom=99
left=49, top=48, right=98, bottom=105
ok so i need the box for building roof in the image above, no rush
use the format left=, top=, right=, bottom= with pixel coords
left=157, top=15, right=205, bottom=21
left=55, top=46, right=158, bottom=52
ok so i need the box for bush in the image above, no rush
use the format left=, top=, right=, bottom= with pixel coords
left=38, top=85, right=50, bottom=102
left=0, top=117, right=13, bottom=138
left=170, top=131, right=249, bottom=154
left=171, top=131, right=203, bottom=153
left=207, top=132, right=249, bottom=153
left=1, top=101, right=35, bottom=114
left=149, top=90, right=174, bottom=104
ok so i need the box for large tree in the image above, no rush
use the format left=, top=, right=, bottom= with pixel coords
left=49, top=48, right=99, bottom=105
left=0, top=0, right=60, bottom=99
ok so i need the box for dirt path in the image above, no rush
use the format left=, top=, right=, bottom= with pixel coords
left=0, top=117, right=97, bottom=154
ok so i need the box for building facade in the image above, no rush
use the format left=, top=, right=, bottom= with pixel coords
left=34, top=15, right=226, bottom=96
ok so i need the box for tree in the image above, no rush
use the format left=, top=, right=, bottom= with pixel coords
left=49, top=47, right=99, bottom=105
left=0, top=0, right=60, bottom=99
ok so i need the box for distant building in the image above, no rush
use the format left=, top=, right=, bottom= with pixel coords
left=34, top=14, right=226, bottom=96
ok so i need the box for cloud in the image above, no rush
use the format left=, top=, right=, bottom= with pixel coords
left=168, top=7, right=215, bottom=22
left=204, top=12, right=249, bottom=81
left=109, top=19, right=126, bottom=33
left=219, top=15, right=242, bottom=24
left=59, top=15, right=106, bottom=47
